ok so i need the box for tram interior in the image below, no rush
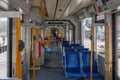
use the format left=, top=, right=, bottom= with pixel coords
left=0, top=0, right=120, bottom=80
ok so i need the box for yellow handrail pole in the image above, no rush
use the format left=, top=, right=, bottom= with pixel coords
left=107, top=24, right=111, bottom=80
left=32, top=26, right=36, bottom=80
left=16, top=18, right=22, bottom=79
left=62, top=30, right=64, bottom=40
left=68, top=30, right=70, bottom=42
left=38, top=27, right=41, bottom=67
left=90, top=26, right=94, bottom=80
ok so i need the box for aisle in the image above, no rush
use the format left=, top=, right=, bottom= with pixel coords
left=29, top=41, right=78, bottom=80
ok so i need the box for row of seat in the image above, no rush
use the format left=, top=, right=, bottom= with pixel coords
left=62, top=41, right=102, bottom=79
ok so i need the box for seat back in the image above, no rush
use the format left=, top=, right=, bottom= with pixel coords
left=65, top=51, right=80, bottom=73
left=70, top=45, right=84, bottom=49
left=82, top=51, right=98, bottom=73
left=77, top=48, right=89, bottom=52
left=62, top=41, right=69, bottom=47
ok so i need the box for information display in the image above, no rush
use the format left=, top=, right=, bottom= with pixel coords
left=94, top=0, right=109, bottom=13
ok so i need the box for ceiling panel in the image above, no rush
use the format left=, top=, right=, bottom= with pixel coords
left=45, top=0, right=57, bottom=18
left=55, top=0, right=71, bottom=19
left=63, top=0, right=92, bottom=17
left=32, top=0, right=40, bottom=7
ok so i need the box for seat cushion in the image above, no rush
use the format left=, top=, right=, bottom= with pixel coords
left=84, top=72, right=102, bottom=78
left=65, top=72, right=84, bottom=78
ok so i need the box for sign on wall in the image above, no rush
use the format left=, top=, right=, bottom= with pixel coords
left=94, top=0, right=109, bottom=13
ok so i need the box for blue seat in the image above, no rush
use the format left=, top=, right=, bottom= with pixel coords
left=62, top=50, right=75, bottom=68
left=65, top=51, right=84, bottom=78
left=82, top=51, right=102, bottom=78
left=62, top=41, right=69, bottom=47
left=69, top=46, right=84, bottom=49
left=70, top=44, right=81, bottom=46
left=44, top=47, right=51, bottom=53
left=76, top=48, right=89, bottom=52
left=65, top=48, right=75, bottom=52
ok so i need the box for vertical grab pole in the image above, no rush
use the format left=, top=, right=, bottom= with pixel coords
left=38, top=27, right=41, bottom=67
left=28, top=29, right=31, bottom=68
left=90, top=25, right=94, bottom=80
left=16, top=18, right=22, bottom=79
left=32, top=26, right=36, bottom=80
left=107, top=24, right=111, bottom=80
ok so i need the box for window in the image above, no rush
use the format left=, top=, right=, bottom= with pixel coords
left=95, top=26, right=105, bottom=53
left=81, top=18, right=92, bottom=49
left=0, top=18, right=8, bottom=77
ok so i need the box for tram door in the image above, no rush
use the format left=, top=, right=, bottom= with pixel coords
left=115, top=14, right=120, bottom=79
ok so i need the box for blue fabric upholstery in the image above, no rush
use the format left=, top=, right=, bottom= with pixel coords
left=82, top=51, right=102, bottom=78
left=44, top=47, right=51, bottom=53
left=65, top=51, right=84, bottom=78
left=70, top=44, right=81, bottom=46
left=65, top=49, right=75, bottom=52
left=62, top=41, right=69, bottom=47
left=65, top=72, right=84, bottom=78
left=76, top=48, right=89, bottom=52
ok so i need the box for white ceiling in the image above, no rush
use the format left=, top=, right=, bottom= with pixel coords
left=63, top=0, right=92, bottom=17
left=32, top=0, right=40, bottom=7
left=31, top=0, right=92, bottom=19
left=45, top=0, right=57, bottom=18
left=55, top=0, right=71, bottom=19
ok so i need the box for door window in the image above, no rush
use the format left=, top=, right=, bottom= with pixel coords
left=0, top=18, right=8, bottom=77
left=95, top=26, right=105, bottom=53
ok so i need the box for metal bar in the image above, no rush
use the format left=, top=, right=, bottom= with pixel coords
left=38, top=27, right=41, bottom=67
left=90, top=26, right=94, bottom=80
left=107, top=24, right=111, bottom=80
left=22, top=23, right=35, bottom=26
left=7, top=18, right=13, bottom=77
left=0, top=11, right=20, bottom=18
left=16, top=18, right=22, bottom=79
left=32, top=26, right=36, bottom=80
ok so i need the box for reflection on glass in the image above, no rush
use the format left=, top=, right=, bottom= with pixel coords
left=117, top=26, right=120, bottom=49
left=81, top=18, right=92, bottom=49
left=95, top=26, right=105, bottom=53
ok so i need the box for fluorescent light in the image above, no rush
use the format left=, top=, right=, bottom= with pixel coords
left=77, top=0, right=82, bottom=3
left=19, top=7, right=23, bottom=14
left=117, top=5, right=120, bottom=11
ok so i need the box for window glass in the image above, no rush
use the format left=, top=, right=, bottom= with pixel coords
left=116, top=14, right=120, bottom=78
left=21, top=26, right=26, bottom=42
left=95, top=26, right=105, bottom=53
left=0, top=18, right=7, bottom=77
left=81, top=18, right=92, bottom=49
